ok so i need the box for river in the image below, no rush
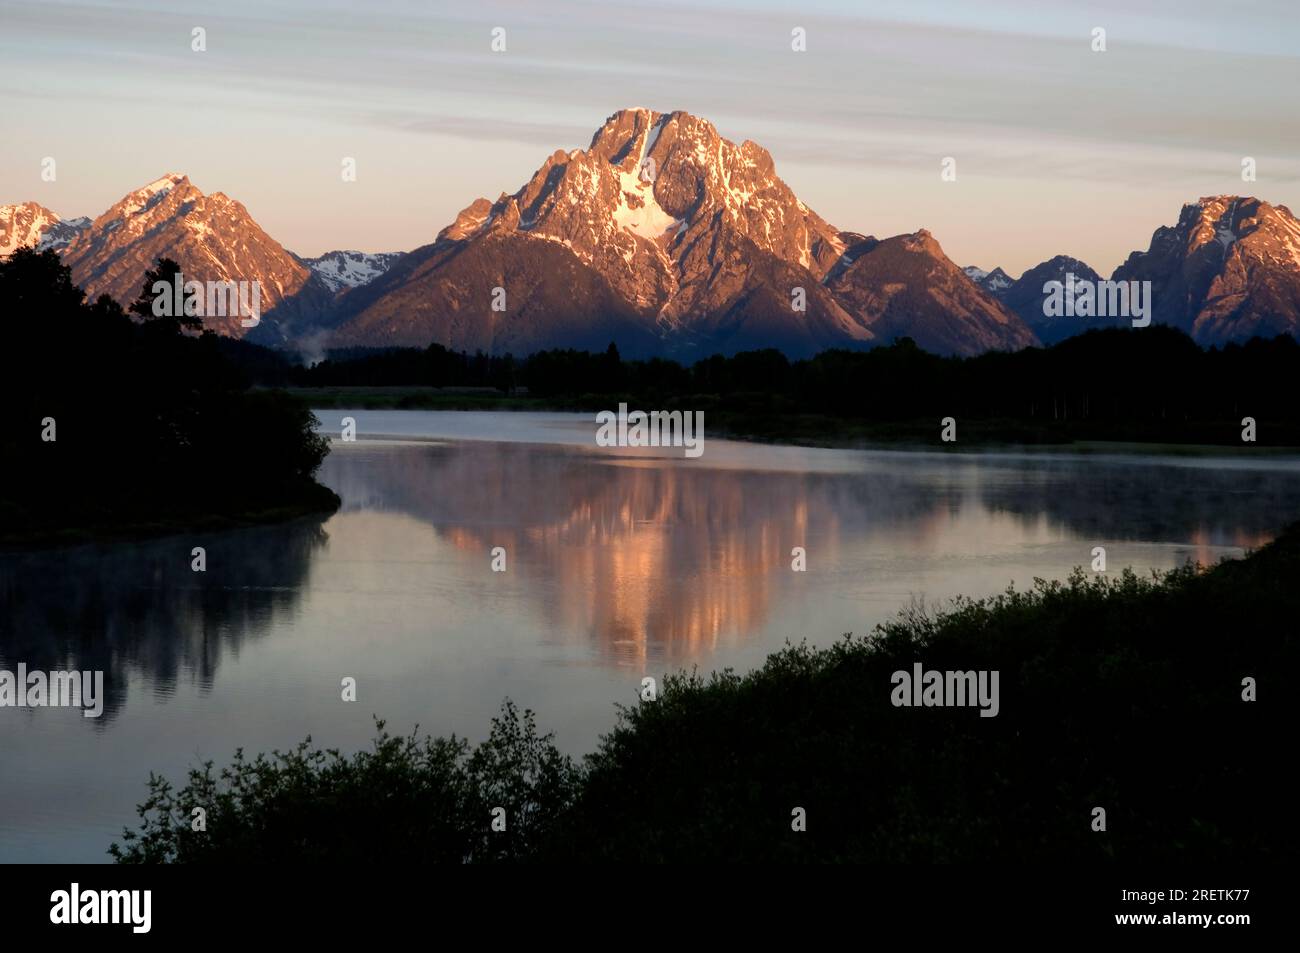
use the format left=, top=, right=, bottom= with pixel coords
left=2, top=410, right=1297, bottom=861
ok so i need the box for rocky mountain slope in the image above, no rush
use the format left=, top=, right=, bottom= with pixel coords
left=1001, top=255, right=1108, bottom=345
left=7, top=139, right=1298, bottom=358
left=0, top=202, right=89, bottom=256
left=328, top=108, right=1034, bottom=357
left=58, top=174, right=323, bottom=336
left=1111, top=196, right=1300, bottom=346
left=826, top=230, right=1036, bottom=355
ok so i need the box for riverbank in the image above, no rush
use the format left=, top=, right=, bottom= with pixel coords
left=285, top=386, right=1300, bottom=453
left=111, top=517, right=1296, bottom=863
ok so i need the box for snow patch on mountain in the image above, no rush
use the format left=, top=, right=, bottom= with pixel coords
left=301, top=249, right=404, bottom=292
left=613, top=168, right=680, bottom=241
left=119, top=173, right=186, bottom=217
left=963, top=265, right=1013, bottom=294
left=0, top=203, right=91, bottom=256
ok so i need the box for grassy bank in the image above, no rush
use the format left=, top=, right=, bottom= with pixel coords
left=112, top=521, right=1296, bottom=863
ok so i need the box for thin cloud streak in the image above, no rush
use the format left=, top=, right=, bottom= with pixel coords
left=2, top=0, right=1296, bottom=271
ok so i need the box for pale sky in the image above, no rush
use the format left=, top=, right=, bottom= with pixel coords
left=2, top=0, right=1297, bottom=276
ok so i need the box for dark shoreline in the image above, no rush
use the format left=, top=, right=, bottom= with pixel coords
left=0, top=482, right=341, bottom=552
left=6, top=395, right=1295, bottom=553
left=287, top=386, right=1300, bottom=453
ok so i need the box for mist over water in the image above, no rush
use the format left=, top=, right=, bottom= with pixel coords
left=3, top=411, right=1298, bottom=861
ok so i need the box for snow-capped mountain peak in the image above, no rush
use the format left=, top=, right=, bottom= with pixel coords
left=113, top=172, right=189, bottom=218
left=963, top=265, right=1014, bottom=294
left=0, top=202, right=90, bottom=256
left=327, top=107, right=1036, bottom=357
left=58, top=173, right=316, bottom=336
left=453, top=107, right=850, bottom=303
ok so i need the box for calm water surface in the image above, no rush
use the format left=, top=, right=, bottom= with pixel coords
left=3, top=411, right=1298, bottom=861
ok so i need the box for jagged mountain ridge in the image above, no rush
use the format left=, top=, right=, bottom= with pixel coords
left=0, top=202, right=90, bottom=256
left=828, top=231, right=1037, bottom=355
left=963, top=265, right=1013, bottom=295
left=1002, top=255, right=1109, bottom=345
left=3, top=183, right=407, bottom=342
left=985, top=198, right=1300, bottom=347
left=328, top=107, right=1033, bottom=357
left=1111, top=196, right=1300, bottom=346
left=6, top=125, right=1300, bottom=356
left=57, top=173, right=328, bottom=337
left=299, top=249, right=406, bottom=293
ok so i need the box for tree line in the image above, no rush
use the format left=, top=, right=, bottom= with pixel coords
left=0, top=249, right=336, bottom=543
left=282, top=327, right=1300, bottom=442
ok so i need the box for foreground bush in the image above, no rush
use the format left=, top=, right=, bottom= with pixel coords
left=113, top=525, right=1298, bottom=863
left=110, top=702, right=578, bottom=863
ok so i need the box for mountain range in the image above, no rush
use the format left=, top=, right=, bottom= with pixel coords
left=4, top=108, right=1300, bottom=358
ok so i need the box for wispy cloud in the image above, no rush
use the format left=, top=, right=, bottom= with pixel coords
left=2, top=0, right=1296, bottom=272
